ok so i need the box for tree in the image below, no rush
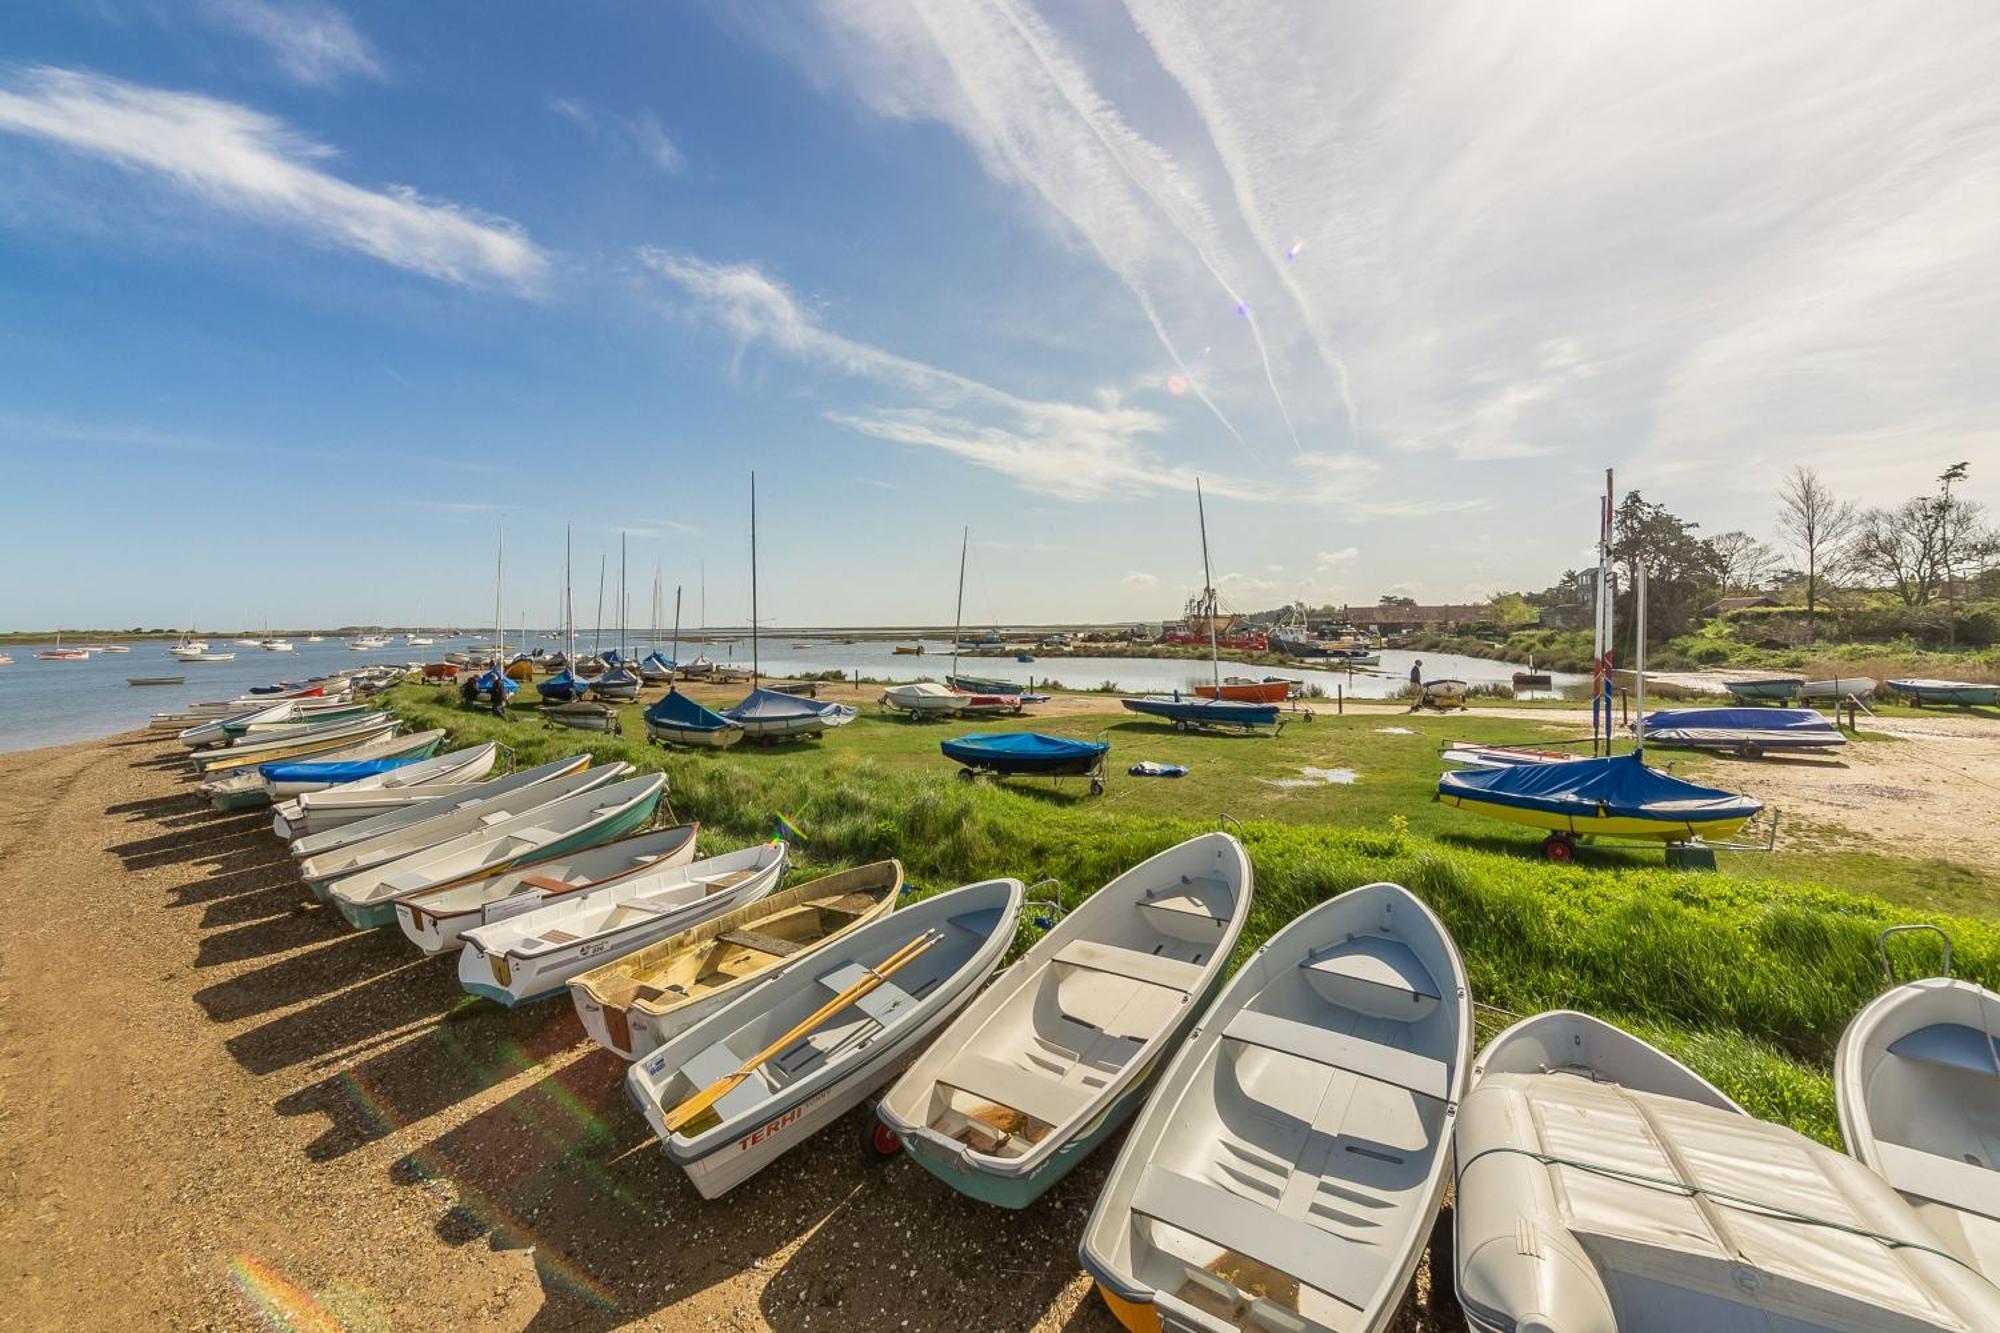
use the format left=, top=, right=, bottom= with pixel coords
left=1705, top=531, right=1778, bottom=596
left=1852, top=472, right=1997, bottom=611
left=1377, top=593, right=1417, bottom=607
left=1528, top=569, right=1595, bottom=608
left=1608, top=491, right=1724, bottom=645
left=1776, top=467, right=1858, bottom=644
left=1488, top=592, right=1537, bottom=627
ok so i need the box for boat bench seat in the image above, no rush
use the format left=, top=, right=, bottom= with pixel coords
left=937, top=1051, right=1094, bottom=1131
left=505, top=826, right=561, bottom=851
left=817, top=961, right=918, bottom=1028
left=1303, top=937, right=1441, bottom=1022
left=1132, top=1166, right=1387, bottom=1308
left=1874, top=1140, right=2000, bottom=1221
left=718, top=927, right=803, bottom=958
left=676, top=1039, right=770, bottom=1124
left=1138, top=877, right=1234, bottom=929
left=1054, top=940, right=1205, bottom=993
left=1223, top=1007, right=1449, bottom=1100
left=515, top=874, right=577, bottom=894
left=1888, top=1022, right=2000, bottom=1078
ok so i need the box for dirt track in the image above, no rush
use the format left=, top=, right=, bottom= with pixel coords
left=0, top=729, right=1458, bottom=1331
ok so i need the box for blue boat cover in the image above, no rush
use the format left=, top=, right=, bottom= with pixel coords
left=257, top=756, right=424, bottom=784
left=641, top=652, right=676, bottom=672
left=727, top=687, right=831, bottom=721
left=474, top=670, right=519, bottom=694
left=1642, top=708, right=1837, bottom=736
left=1121, top=694, right=1280, bottom=723
left=941, top=733, right=1107, bottom=774
left=537, top=669, right=588, bottom=701
left=644, top=688, right=737, bottom=733
left=600, top=649, right=626, bottom=666
left=592, top=667, right=639, bottom=686
left=1437, top=753, right=1762, bottom=824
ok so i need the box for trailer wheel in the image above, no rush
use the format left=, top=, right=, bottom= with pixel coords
left=1089, top=777, right=1105, bottom=796
left=1543, top=833, right=1577, bottom=863
left=956, top=767, right=975, bottom=782
left=862, top=1116, right=903, bottom=1161
left=1740, top=741, right=1763, bottom=760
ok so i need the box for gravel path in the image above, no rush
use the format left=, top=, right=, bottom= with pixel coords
left=0, top=729, right=1460, bottom=1331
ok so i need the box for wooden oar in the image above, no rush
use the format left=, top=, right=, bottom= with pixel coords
left=662, top=930, right=939, bottom=1133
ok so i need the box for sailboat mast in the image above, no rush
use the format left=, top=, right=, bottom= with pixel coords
left=670, top=585, right=682, bottom=686
left=493, top=524, right=504, bottom=671
left=594, top=555, right=605, bottom=657
left=1196, top=479, right=1220, bottom=692
left=951, top=526, right=968, bottom=681
left=564, top=525, right=574, bottom=663
left=749, top=471, right=760, bottom=683
left=619, top=532, right=628, bottom=660
left=1634, top=562, right=1648, bottom=753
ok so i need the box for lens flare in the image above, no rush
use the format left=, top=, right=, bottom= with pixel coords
left=1166, top=373, right=1190, bottom=396
left=1285, top=239, right=1305, bottom=262
left=1235, top=301, right=1250, bottom=318
left=229, top=1255, right=342, bottom=1333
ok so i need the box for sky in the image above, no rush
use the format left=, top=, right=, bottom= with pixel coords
left=3, top=1, right=1996, bottom=631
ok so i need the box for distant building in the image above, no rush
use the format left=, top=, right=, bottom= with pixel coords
left=1702, top=595, right=1781, bottom=616
left=1538, top=603, right=1595, bottom=630
left=1347, top=603, right=1492, bottom=632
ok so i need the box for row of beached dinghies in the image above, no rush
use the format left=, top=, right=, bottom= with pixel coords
left=161, top=687, right=1999, bottom=1331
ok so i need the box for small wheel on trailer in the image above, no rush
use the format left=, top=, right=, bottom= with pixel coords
left=1543, top=833, right=1577, bottom=863
left=1173, top=719, right=1189, bottom=732
left=1740, top=741, right=1763, bottom=760
left=861, top=1114, right=903, bottom=1161
left=1089, top=777, right=1105, bottom=796
left=956, top=767, right=976, bottom=782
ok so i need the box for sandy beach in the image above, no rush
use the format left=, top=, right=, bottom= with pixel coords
left=0, top=726, right=1457, bottom=1331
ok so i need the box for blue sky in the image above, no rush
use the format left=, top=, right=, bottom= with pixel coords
left=3, top=2, right=1995, bottom=631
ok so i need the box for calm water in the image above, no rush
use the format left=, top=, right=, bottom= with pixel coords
left=0, top=633, right=1583, bottom=754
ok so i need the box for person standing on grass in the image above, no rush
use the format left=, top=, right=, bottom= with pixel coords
left=488, top=661, right=508, bottom=718
left=1409, top=659, right=1423, bottom=689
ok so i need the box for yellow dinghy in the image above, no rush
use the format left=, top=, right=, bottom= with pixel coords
left=568, top=860, right=902, bottom=1060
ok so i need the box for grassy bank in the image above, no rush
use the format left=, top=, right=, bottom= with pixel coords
left=1410, top=624, right=2000, bottom=682
left=379, top=683, right=1998, bottom=1145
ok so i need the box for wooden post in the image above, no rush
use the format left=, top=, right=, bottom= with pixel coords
left=1337, top=684, right=1343, bottom=715
left=1620, top=690, right=1629, bottom=726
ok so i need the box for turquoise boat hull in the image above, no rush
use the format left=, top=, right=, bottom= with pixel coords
left=212, top=786, right=274, bottom=812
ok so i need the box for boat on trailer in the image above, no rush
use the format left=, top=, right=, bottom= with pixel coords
left=1640, top=705, right=1846, bottom=757
left=1080, top=879, right=1470, bottom=1333
left=881, top=833, right=1252, bottom=1209
left=1121, top=694, right=1282, bottom=733
left=879, top=681, right=965, bottom=718
left=726, top=687, right=857, bottom=740
left=1723, top=675, right=1803, bottom=703
left=1191, top=677, right=1292, bottom=704
left=939, top=732, right=1108, bottom=785
left=1889, top=678, right=1999, bottom=707
left=1437, top=752, right=1762, bottom=860
left=644, top=688, right=743, bottom=748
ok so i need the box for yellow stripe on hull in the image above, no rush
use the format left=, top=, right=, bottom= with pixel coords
left=198, top=732, right=385, bottom=775
left=1439, top=794, right=1750, bottom=843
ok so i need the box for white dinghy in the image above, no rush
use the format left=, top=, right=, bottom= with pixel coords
left=631, top=877, right=1023, bottom=1199
left=179, top=701, right=294, bottom=749
left=393, top=821, right=701, bottom=955
left=1455, top=1010, right=2000, bottom=1333
left=188, top=713, right=396, bottom=776
left=324, top=771, right=665, bottom=929
left=881, top=831, right=1252, bottom=1209
left=1801, top=676, right=1878, bottom=702
left=285, top=753, right=592, bottom=855
left=457, top=840, right=789, bottom=1006
left=1837, top=929, right=2000, bottom=1281
left=269, top=741, right=500, bottom=839
left=296, top=762, right=623, bottom=894
left=878, top=681, right=965, bottom=718
left=1079, top=881, right=1469, bottom=1333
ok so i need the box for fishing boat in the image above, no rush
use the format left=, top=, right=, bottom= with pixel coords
left=880, top=681, right=966, bottom=718
left=1800, top=676, right=1878, bottom=702
left=1455, top=1009, right=2000, bottom=1332
left=1836, top=933, right=2000, bottom=1280
left=1191, top=676, right=1292, bottom=704
left=296, top=762, right=626, bottom=888
left=940, top=733, right=1108, bottom=789
left=284, top=753, right=590, bottom=852
left=1437, top=753, right=1762, bottom=859
left=1121, top=694, right=1282, bottom=733
left=1889, top=678, right=2000, bottom=707
left=1722, top=675, right=1803, bottom=703
left=571, top=861, right=904, bottom=1060
left=127, top=676, right=184, bottom=686
left=1641, top=705, right=1846, bottom=757
left=1080, top=880, right=1470, bottom=1333
left=393, top=822, right=701, bottom=955
left=644, top=688, right=743, bottom=748
left=629, top=876, right=1023, bottom=1199
left=880, top=832, right=1252, bottom=1208
left=326, top=771, right=666, bottom=929
left=270, top=741, right=500, bottom=839
left=457, top=840, right=788, bottom=1005
left=544, top=699, right=621, bottom=732
left=201, top=729, right=444, bottom=811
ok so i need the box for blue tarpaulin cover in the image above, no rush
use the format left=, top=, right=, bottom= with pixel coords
left=941, top=732, right=1107, bottom=775
left=1437, top=753, right=1762, bottom=823
left=258, top=756, right=423, bottom=784
left=645, top=688, right=737, bottom=733
left=1643, top=707, right=1836, bottom=736
left=727, top=688, right=831, bottom=721
left=473, top=670, right=518, bottom=694
left=537, top=669, right=588, bottom=702
left=1120, top=694, right=1280, bottom=725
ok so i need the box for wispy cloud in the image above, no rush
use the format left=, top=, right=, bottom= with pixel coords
left=548, top=97, right=684, bottom=175
left=0, top=412, right=219, bottom=451
left=1121, top=571, right=1158, bottom=588
left=397, top=499, right=518, bottom=519
left=1315, top=547, right=1359, bottom=569
left=0, top=66, right=546, bottom=289
left=200, top=0, right=382, bottom=87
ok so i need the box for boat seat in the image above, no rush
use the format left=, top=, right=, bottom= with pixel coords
left=1873, top=1140, right=2000, bottom=1220
left=675, top=1039, right=769, bottom=1125
left=1302, top=937, right=1440, bottom=1022
left=515, top=874, right=576, bottom=894
left=718, top=927, right=803, bottom=958
left=1888, top=1023, right=2000, bottom=1078
left=937, top=1051, right=1094, bottom=1131
left=477, top=809, right=514, bottom=827
left=1054, top=940, right=1205, bottom=993
left=816, top=960, right=918, bottom=1028
left=1139, top=877, right=1233, bottom=929
left=507, top=826, right=561, bottom=850
left=1223, top=1007, right=1449, bottom=1100
left=1131, top=1166, right=1387, bottom=1309
left=381, top=868, right=435, bottom=895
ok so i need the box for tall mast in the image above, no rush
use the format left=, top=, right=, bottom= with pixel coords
left=951, top=525, right=968, bottom=682
left=492, top=523, right=504, bottom=671
left=619, top=531, right=628, bottom=661
left=1634, top=562, right=1648, bottom=754
left=593, top=554, right=605, bottom=657
left=670, top=584, right=682, bottom=686
left=749, top=471, right=760, bottom=684
left=1196, top=479, right=1221, bottom=692
left=564, top=525, right=574, bottom=663
left=1595, top=467, right=1615, bottom=755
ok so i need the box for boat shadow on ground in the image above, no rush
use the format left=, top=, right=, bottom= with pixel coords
left=194, top=901, right=355, bottom=967
left=216, top=943, right=455, bottom=1072
left=113, top=817, right=273, bottom=870
left=106, top=791, right=204, bottom=818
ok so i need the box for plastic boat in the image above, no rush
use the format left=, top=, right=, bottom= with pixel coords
left=1890, top=679, right=2000, bottom=707
left=279, top=750, right=575, bottom=848
left=189, top=715, right=398, bottom=776
left=544, top=700, right=621, bottom=733
left=946, top=674, right=1021, bottom=697
left=629, top=876, right=1022, bottom=1199
left=1080, top=881, right=1470, bottom=1333
left=643, top=688, right=744, bottom=748
left=535, top=668, right=590, bottom=703
left=882, top=833, right=1252, bottom=1209
left=201, top=729, right=441, bottom=811
left=1836, top=952, right=2000, bottom=1280
left=939, top=732, right=1109, bottom=780
left=725, top=687, right=857, bottom=740
left=255, top=731, right=447, bottom=799
left=569, top=860, right=903, bottom=1059
left=1121, top=694, right=1281, bottom=733
left=1800, top=676, right=1878, bottom=702
left=1190, top=678, right=1291, bottom=703
left=269, top=741, right=499, bottom=839
left=880, top=682, right=966, bottom=717
left=1722, top=676, right=1803, bottom=702
left=393, top=822, right=700, bottom=955
left=1437, top=753, right=1761, bottom=857
left=456, top=840, right=788, bottom=1006
left=1439, top=741, right=1582, bottom=768
left=1640, top=706, right=1847, bottom=756
left=1456, top=1010, right=2000, bottom=1332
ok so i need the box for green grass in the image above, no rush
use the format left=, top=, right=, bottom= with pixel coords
left=380, top=683, right=1999, bottom=1145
